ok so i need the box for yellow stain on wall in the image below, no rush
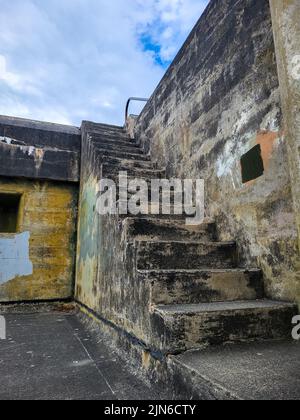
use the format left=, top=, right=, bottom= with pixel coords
left=0, top=177, right=78, bottom=302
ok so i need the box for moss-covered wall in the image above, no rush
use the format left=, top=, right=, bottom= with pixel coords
left=0, top=177, right=78, bottom=302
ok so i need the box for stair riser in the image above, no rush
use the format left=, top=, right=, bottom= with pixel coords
left=88, top=125, right=126, bottom=135
left=94, top=141, right=143, bottom=155
left=116, top=202, right=194, bottom=219
left=136, top=242, right=237, bottom=270
left=126, top=219, right=216, bottom=242
left=119, top=192, right=198, bottom=207
left=91, top=136, right=138, bottom=148
left=94, top=147, right=150, bottom=161
left=97, top=156, right=154, bottom=170
left=119, top=213, right=186, bottom=221
left=102, top=167, right=165, bottom=180
left=152, top=305, right=297, bottom=354
left=91, top=132, right=130, bottom=140
left=90, top=130, right=132, bottom=138
left=146, top=271, right=264, bottom=305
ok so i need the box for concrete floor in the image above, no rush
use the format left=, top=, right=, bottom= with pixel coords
left=0, top=312, right=163, bottom=400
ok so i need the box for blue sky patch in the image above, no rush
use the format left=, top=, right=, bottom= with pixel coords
left=0, top=0, right=208, bottom=126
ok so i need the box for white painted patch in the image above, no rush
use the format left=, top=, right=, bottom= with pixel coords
left=27, top=146, right=35, bottom=156
left=290, top=55, right=300, bottom=81
left=0, top=232, right=33, bottom=285
left=216, top=140, right=250, bottom=179
left=0, top=136, right=14, bottom=145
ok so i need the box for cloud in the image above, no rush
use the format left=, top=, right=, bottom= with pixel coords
left=0, top=0, right=208, bottom=126
left=137, top=0, right=208, bottom=63
left=0, top=54, right=42, bottom=97
left=0, top=56, right=18, bottom=87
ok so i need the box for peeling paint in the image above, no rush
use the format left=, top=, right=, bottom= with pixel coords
left=0, top=136, right=13, bottom=145
left=216, top=140, right=249, bottom=179
left=21, top=145, right=45, bottom=170
left=0, top=232, right=33, bottom=285
left=256, top=130, right=279, bottom=171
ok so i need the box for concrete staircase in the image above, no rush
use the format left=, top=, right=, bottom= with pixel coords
left=87, top=123, right=297, bottom=356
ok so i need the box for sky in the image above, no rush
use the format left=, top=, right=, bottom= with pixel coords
left=0, top=0, right=208, bottom=127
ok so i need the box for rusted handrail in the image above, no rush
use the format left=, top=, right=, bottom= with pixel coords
left=125, top=97, right=149, bottom=123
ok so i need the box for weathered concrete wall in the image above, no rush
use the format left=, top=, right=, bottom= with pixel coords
left=75, top=123, right=155, bottom=347
left=135, top=0, right=300, bottom=304
left=0, top=115, right=80, bottom=183
left=269, top=0, right=300, bottom=252
left=0, top=177, right=78, bottom=302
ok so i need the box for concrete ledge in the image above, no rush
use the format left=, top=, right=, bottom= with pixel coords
left=0, top=114, right=79, bottom=134
left=168, top=340, right=300, bottom=400
left=0, top=115, right=81, bottom=182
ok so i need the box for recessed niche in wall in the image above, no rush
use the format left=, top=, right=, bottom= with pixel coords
left=0, top=193, right=21, bottom=233
left=241, top=144, right=264, bottom=184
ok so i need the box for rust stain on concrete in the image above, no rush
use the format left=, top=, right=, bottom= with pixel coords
left=256, top=130, right=280, bottom=171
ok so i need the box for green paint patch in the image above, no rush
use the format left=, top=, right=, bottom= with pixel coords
left=241, top=145, right=264, bottom=184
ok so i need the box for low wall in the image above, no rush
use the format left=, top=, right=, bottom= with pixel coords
left=0, top=115, right=80, bottom=183
left=135, top=0, right=299, bottom=304
left=75, top=123, right=153, bottom=347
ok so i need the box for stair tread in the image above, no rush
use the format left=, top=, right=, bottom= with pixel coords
left=94, top=146, right=149, bottom=159
left=124, top=215, right=215, bottom=225
left=95, top=144, right=144, bottom=154
left=136, top=240, right=236, bottom=246
left=90, top=133, right=139, bottom=147
left=155, top=300, right=296, bottom=315
left=104, top=164, right=165, bottom=176
left=99, top=156, right=154, bottom=166
left=138, top=268, right=261, bottom=274
left=120, top=214, right=187, bottom=221
left=124, top=217, right=215, bottom=226
left=86, top=121, right=125, bottom=131
left=91, top=138, right=138, bottom=147
left=94, top=148, right=151, bottom=162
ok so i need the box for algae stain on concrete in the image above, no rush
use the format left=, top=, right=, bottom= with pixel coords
left=0, top=232, right=33, bottom=285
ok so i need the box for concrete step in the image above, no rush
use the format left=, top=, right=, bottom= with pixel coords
left=90, top=133, right=138, bottom=148
left=115, top=186, right=194, bottom=206
left=125, top=218, right=217, bottom=242
left=151, top=300, right=298, bottom=354
left=93, top=141, right=144, bottom=155
left=94, top=146, right=150, bottom=162
left=117, top=201, right=193, bottom=218
left=168, top=340, right=300, bottom=400
left=118, top=212, right=186, bottom=222
left=137, top=269, right=263, bottom=305
left=101, top=164, right=165, bottom=180
left=86, top=123, right=131, bottom=140
left=87, top=122, right=126, bottom=134
left=96, top=155, right=155, bottom=170
left=136, top=240, right=237, bottom=270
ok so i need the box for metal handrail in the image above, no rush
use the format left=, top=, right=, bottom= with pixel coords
left=125, top=97, right=149, bottom=123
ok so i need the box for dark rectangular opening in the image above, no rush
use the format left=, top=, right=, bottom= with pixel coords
left=241, top=144, right=264, bottom=184
left=0, top=193, right=21, bottom=233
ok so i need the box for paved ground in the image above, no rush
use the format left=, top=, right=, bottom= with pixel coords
left=0, top=312, right=163, bottom=400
